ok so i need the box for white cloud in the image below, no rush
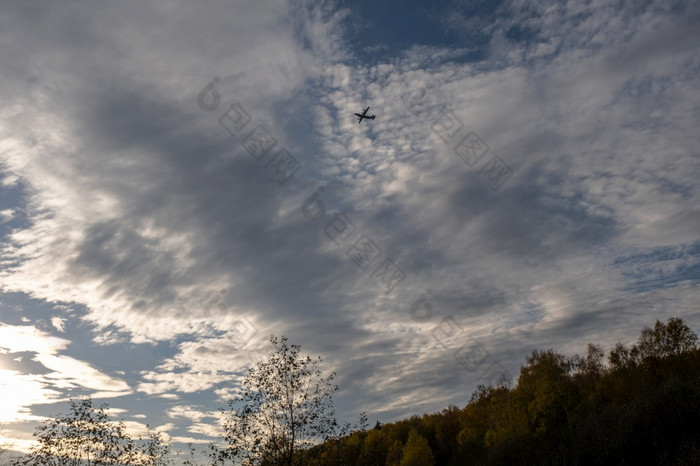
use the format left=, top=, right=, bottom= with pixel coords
left=0, top=209, right=13, bottom=222
left=0, top=370, right=59, bottom=423
left=50, top=317, right=66, bottom=332
left=0, top=324, right=69, bottom=355
left=0, top=324, right=131, bottom=422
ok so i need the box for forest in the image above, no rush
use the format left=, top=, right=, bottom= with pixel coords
left=303, top=317, right=700, bottom=465
left=9, top=317, right=700, bottom=465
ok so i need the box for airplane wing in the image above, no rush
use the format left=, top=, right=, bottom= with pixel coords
left=363, top=106, right=370, bottom=114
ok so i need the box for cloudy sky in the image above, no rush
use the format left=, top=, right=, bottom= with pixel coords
left=1, top=0, right=699, bottom=458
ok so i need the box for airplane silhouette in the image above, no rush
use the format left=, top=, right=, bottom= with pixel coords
left=354, top=106, right=375, bottom=124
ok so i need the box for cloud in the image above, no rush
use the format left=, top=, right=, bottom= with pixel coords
left=0, top=324, right=131, bottom=422
left=35, top=354, right=131, bottom=395
left=0, top=0, right=697, bottom=438
left=0, top=0, right=348, bottom=344
left=0, top=324, right=69, bottom=355
left=50, top=317, right=65, bottom=332
left=0, top=370, right=59, bottom=423
left=0, top=209, right=14, bottom=222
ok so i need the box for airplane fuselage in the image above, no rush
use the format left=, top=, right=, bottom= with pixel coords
left=354, top=113, right=375, bottom=121
left=355, top=106, right=375, bottom=123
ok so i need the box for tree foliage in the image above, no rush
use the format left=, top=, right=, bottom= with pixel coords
left=399, top=429, right=434, bottom=466
left=210, top=335, right=341, bottom=466
left=304, top=317, right=700, bottom=465
left=13, top=397, right=173, bottom=466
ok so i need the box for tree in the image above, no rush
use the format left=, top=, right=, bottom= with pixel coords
left=385, top=440, right=403, bottom=466
left=14, top=397, right=173, bottom=466
left=431, top=406, right=461, bottom=463
left=636, top=317, right=698, bottom=360
left=357, top=429, right=390, bottom=466
left=573, top=343, right=605, bottom=377
left=608, top=341, right=635, bottom=370
left=516, top=349, right=573, bottom=436
left=608, top=317, right=699, bottom=370
left=137, top=428, right=175, bottom=466
left=14, top=397, right=135, bottom=465
left=400, top=429, right=434, bottom=466
left=212, top=335, right=340, bottom=466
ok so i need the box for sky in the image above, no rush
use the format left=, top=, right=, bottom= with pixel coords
left=0, top=0, right=699, bottom=460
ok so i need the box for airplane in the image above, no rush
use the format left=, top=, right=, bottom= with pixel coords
left=354, top=106, right=375, bottom=124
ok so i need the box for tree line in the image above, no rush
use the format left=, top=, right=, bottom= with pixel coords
left=304, top=316, right=700, bottom=465
left=8, top=317, right=700, bottom=465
